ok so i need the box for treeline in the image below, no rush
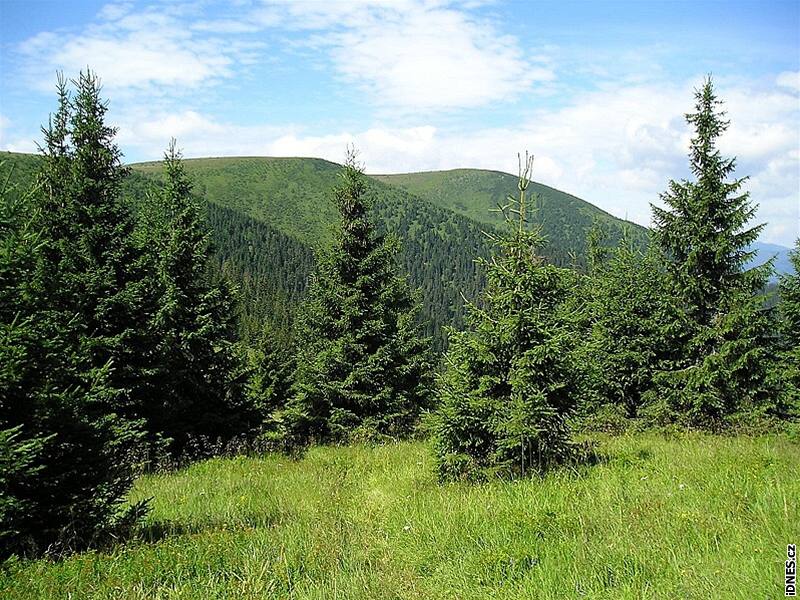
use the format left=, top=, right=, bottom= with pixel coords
left=1, top=72, right=797, bottom=560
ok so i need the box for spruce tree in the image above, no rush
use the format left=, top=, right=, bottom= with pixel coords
left=580, top=228, right=682, bottom=420
left=246, top=325, right=295, bottom=443
left=0, top=71, right=148, bottom=556
left=35, top=71, right=154, bottom=415
left=140, top=141, right=250, bottom=453
left=433, top=154, right=578, bottom=481
left=650, top=77, right=775, bottom=424
left=776, top=240, right=800, bottom=413
left=283, top=150, right=432, bottom=446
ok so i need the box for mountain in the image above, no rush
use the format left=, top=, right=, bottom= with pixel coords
left=18, top=150, right=778, bottom=349
left=130, top=156, right=495, bottom=347
left=373, top=168, right=650, bottom=264
left=750, top=241, right=796, bottom=279
left=1, top=152, right=491, bottom=347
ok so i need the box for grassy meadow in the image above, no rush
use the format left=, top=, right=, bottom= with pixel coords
left=2, top=432, right=797, bottom=599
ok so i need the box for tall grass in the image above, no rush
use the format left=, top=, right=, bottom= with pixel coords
left=2, top=432, right=797, bottom=598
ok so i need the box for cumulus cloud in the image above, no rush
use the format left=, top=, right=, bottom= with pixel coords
left=0, top=115, right=37, bottom=154
left=16, top=4, right=259, bottom=93
left=114, top=109, right=288, bottom=158
left=776, top=70, right=800, bottom=92
left=256, top=0, right=553, bottom=112
left=15, top=0, right=546, bottom=114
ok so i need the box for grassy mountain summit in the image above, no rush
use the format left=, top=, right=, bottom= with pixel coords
left=132, top=157, right=345, bottom=248
left=132, top=157, right=650, bottom=268
left=2, top=150, right=647, bottom=267
left=374, top=168, right=649, bottom=265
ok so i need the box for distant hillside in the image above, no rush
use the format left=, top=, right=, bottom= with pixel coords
left=128, top=157, right=658, bottom=346
left=374, top=168, right=649, bottom=263
left=751, top=241, right=796, bottom=280
left=133, top=157, right=346, bottom=248
left=1, top=152, right=491, bottom=347
left=131, top=156, right=493, bottom=347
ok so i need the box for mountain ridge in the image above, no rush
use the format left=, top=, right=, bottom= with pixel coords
left=3, top=150, right=792, bottom=348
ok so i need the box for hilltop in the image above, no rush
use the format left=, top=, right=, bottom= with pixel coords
left=374, top=168, right=649, bottom=262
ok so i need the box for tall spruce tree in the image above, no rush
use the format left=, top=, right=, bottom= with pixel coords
left=650, top=77, right=775, bottom=424
left=140, top=141, right=250, bottom=453
left=433, top=154, right=579, bottom=481
left=0, top=73, right=147, bottom=558
left=282, top=150, right=432, bottom=446
left=36, top=71, right=155, bottom=416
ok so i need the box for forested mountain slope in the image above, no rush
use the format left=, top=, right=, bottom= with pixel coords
left=131, top=157, right=492, bottom=345
left=2, top=152, right=490, bottom=346
left=374, top=168, right=649, bottom=263
left=2, top=150, right=685, bottom=348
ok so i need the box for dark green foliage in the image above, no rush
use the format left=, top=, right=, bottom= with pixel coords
left=135, top=142, right=252, bottom=453
left=283, top=153, right=433, bottom=446
left=578, top=226, right=683, bottom=419
left=374, top=168, right=649, bottom=269
left=246, top=326, right=296, bottom=442
left=204, top=203, right=314, bottom=343
left=34, top=72, right=154, bottom=419
left=121, top=168, right=314, bottom=346
left=7, top=151, right=635, bottom=355
left=776, top=240, right=800, bottom=412
left=0, top=71, right=148, bottom=557
left=779, top=240, right=800, bottom=345
left=131, top=157, right=494, bottom=351
left=0, top=165, right=49, bottom=554
left=650, top=77, right=777, bottom=425
left=652, top=79, right=768, bottom=324
left=433, top=156, right=579, bottom=481
left=645, top=291, right=777, bottom=426
left=0, top=426, right=47, bottom=552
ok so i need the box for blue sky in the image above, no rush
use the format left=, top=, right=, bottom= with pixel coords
left=1, top=0, right=798, bottom=245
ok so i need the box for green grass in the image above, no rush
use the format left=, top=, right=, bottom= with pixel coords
left=2, top=432, right=797, bottom=599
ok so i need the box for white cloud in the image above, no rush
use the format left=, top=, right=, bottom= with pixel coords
left=114, top=109, right=288, bottom=158
left=258, top=0, right=553, bottom=111
left=16, top=5, right=257, bottom=93
left=18, top=0, right=548, bottom=113
left=776, top=70, right=800, bottom=92
left=269, top=126, right=438, bottom=164
left=326, top=10, right=550, bottom=111
left=97, top=2, right=135, bottom=22
left=0, top=115, right=38, bottom=154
